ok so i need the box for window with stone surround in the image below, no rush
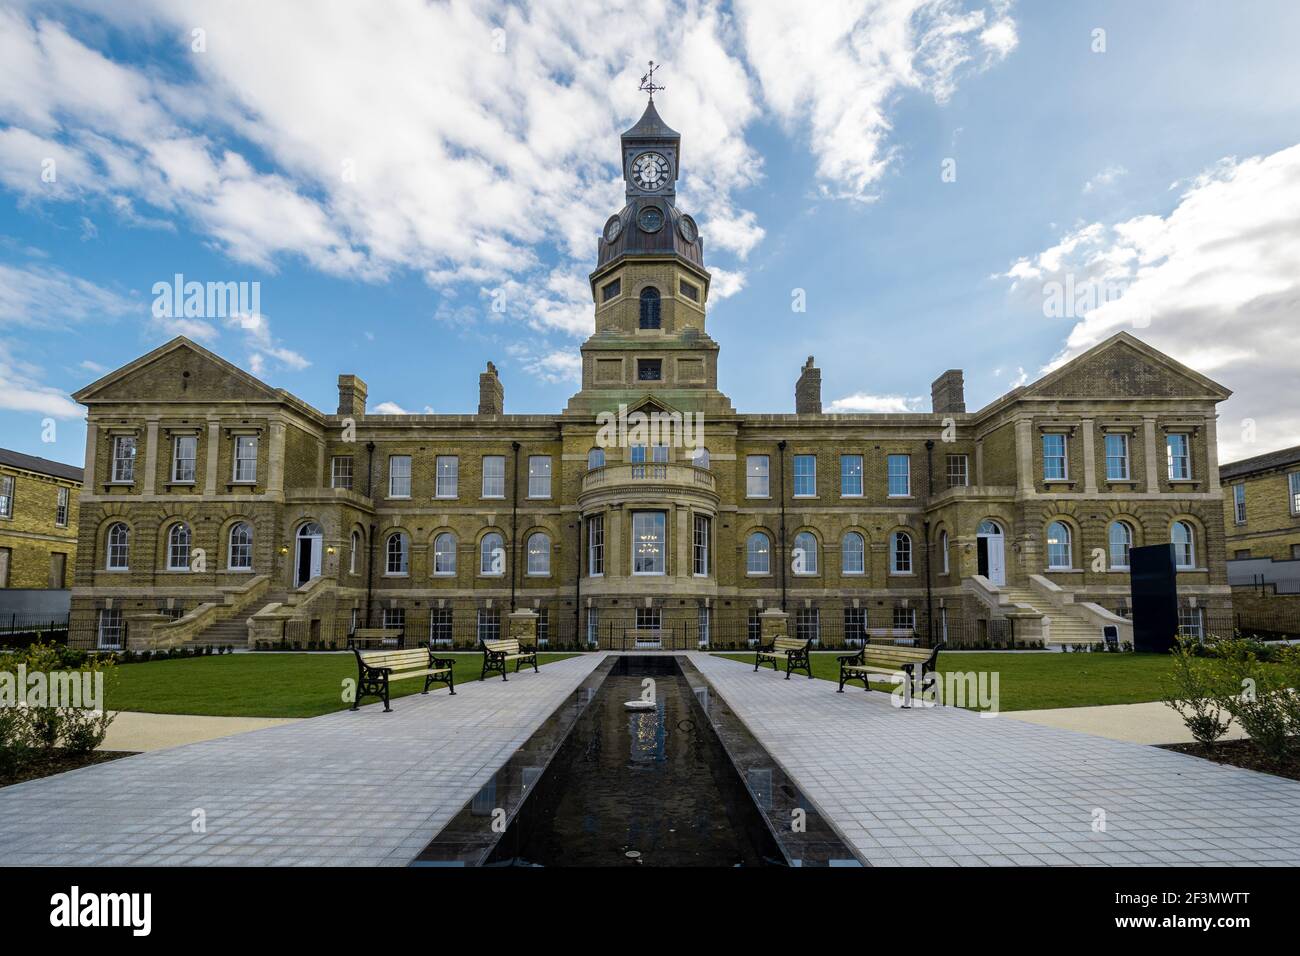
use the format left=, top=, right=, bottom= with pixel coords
left=331, top=456, right=353, bottom=490
left=793, top=454, right=816, bottom=496
left=112, top=435, right=136, bottom=483
left=0, top=475, right=12, bottom=518
left=436, top=456, right=458, bottom=498
left=946, top=454, right=968, bottom=487
left=843, top=531, right=869, bottom=577
left=482, top=455, right=505, bottom=498
left=528, top=456, right=551, bottom=498
left=887, top=454, right=910, bottom=497
left=746, top=455, right=769, bottom=498
left=1104, top=433, right=1129, bottom=480
left=841, top=454, right=863, bottom=497
left=1042, top=433, right=1067, bottom=481
left=233, top=435, right=258, bottom=483
left=587, top=514, right=604, bottom=576
left=1166, top=433, right=1191, bottom=480
left=1233, top=484, right=1246, bottom=524
left=388, top=455, right=411, bottom=498
left=173, top=435, right=197, bottom=483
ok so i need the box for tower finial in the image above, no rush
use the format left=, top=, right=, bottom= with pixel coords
left=639, top=59, right=664, bottom=101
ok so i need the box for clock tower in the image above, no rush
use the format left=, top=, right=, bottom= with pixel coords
left=567, top=71, right=730, bottom=417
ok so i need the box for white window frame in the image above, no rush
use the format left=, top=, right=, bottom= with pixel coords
left=482, top=455, right=506, bottom=498
left=1177, top=606, right=1204, bottom=640
left=1166, top=433, right=1191, bottom=480
left=232, top=435, right=258, bottom=483
left=477, top=609, right=501, bottom=642
left=587, top=448, right=605, bottom=470
left=588, top=514, right=605, bottom=577
left=890, top=531, right=912, bottom=575
left=106, top=522, right=130, bottom=570
left=228, top=522, right=253, bottom=571
left=97, top=608, right=124, bottom=649
left=692, top=514, right=710, bottom=577
left=480, top=532, right=505, bottom=576
left=350, top=530, right=361, bottom=575
left=526, top=531, right=551, bottom=576
left=939, top=530, right=949, bottom=574
left=0, top=475, right=12, bottom=518
left=793, top=454, right=817, bottom=498
left=793, top=530, right=819, bottom=575
left=435, top=456, right=459, bottom=498
left=172, top=435, right=197, bottom=483
left=1108, top=521, right=1132, bottom=570
left=1233, top=484, right=1246, bottom=524
left=746, top=455, right=770, bottom=498
left=886, top=454, right=910, bottom=497
left=385, top=532, right=409, bottom=576
left=1042, top=433, right=1068, bottom=481
left=388, top=455, right=412, bottom=498
left=1172, top=521, right=1195, bottom=570
left=631, top=511, right=666, bottom=576
left=433, top=532, right=457, bottom=576
left=55, top=486, right=69, bottom=527
left=746, top=532, right=771, bottom=576
left=1046, top=521, right=1072, bottom=570
left=841, top=532, right=865, bottom=576
left=111, top=435, right=136, bottom=484
left=1104, top=433, right=1129, bottom=481
left=167, top=523, right=191, bottom=571
left=1289, top=472, right=1300, bottom=516
left=528, top=456, right=552, bottom=499
left=946, top=454, right=969, bottom=488
left=841, top=454, right=864, bottom=498
left=330, top=456, right=353, bottom=490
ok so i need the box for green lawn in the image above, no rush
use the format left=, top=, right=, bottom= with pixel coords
left=106, top=652, right=577, bottom=718
left=715, top=650, right=1184, bottom=711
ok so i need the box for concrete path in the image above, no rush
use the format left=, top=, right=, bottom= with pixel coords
left=101, top=712, right=301, bottom=753
left=688, top=653, right=1300, bottom=866
left=1003, top=700, right=1248, bottom=745
left=0, top=654, right=603, bottom=866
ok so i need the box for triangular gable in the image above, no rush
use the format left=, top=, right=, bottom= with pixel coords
left=1022, top=332, right=1231, bottom=401
left=73, top=337, right=284, bottom=406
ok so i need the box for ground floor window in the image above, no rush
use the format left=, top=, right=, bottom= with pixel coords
left=635, top=607, right=661, bottom=632
left=97, top=609, right=124, bottom=649
left=748, top=609, right=762, bottom=645
left=843, top=606, right=866, bottom=645
left=586, top=607, right=600, bottom=646
left=478, top=609, right=501, bottom=642
left=1177, top=606, right=1204, bottom=640
left=893, top=606, right=917, bottom=633
left=536, top=608, right=549, bottom=647
left=697, top=605, right=710, bottom=647
left=429, top=608, right=453, bottom=645
left=382, top=607, right=405, bottom=640
left=795, top=608, right=820, bottom=644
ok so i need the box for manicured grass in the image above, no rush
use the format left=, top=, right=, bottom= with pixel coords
left=107, top=652, right=577, bottom=718
left=714, top=650, right=1184, bottom=711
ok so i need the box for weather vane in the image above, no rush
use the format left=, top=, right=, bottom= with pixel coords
left=639, top=60, right=664, bottom=101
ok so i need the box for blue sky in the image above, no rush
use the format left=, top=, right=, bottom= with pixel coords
left=3, top=0, right=1300, bottom=468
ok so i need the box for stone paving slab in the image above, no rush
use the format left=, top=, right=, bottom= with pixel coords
left=1002, top=700, right=1249, bottom=745
left=0, top=655, right=603, bottom=867
left=687, top=654, right=1300, bottom=867
left=100, top=712, right=302, bottom=752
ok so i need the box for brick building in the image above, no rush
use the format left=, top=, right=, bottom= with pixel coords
left=1220, top=445, right=1300, bottom=616
left=68, top=99, right=1234, bottom=650
left=0, top=448, right=81, bottom=597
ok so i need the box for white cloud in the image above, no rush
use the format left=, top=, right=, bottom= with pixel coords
left=372, top=401, right=411, bottom=415
left=1083, top=164, right=1128, bottom=194
left=0, top=339, right=82, bottom=418
left=737, top=0, right=1018, bottom=202
left=827, top=391, right=924, bottom=413
left=1001, top=141, right=1300, bottom=461
left=507, top=340, right=583, bottom=385
left=223, top=312, right=310, bottom=374
left=0, top=261, right=135, bottom=327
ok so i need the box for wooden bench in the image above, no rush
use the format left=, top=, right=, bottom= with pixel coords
left=352, top=646, right=455, bottom=712
left=838, top=642, right=943, bottom=704
left=480, top=638, right=538, bottom=681
left=754, top=636, right=813, bottom=679
left=349, top=627, right=404, bottom=648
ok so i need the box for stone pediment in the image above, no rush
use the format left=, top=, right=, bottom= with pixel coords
left=73, top=336, right=286, bottom=407
left=1024, top=333, right=1231, bottom=401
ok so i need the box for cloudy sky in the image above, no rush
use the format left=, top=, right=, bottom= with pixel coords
left=1, top=0, right=1299, bottom=466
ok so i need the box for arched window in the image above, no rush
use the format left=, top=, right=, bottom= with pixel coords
left=891, top=531, right=912, bottom=574
left=1172, top=521, right=1195, bottom=569
left=1046, top=521, right=1072, bottom=569
left=480, top=532, right=505, bottom=576
left=939, top=530, right=950, bottom=575
left=350, top=530, right=361, bottom=574
left=433, top=532, right=457, bottom=576
left=167, top=523, right=191, bottom=571
left=587, top=447, right=605, bottom=470
left=841, top=532, right=865, bottom=575
left=639, top=287, right=661, bottom=329
left=228, top=522, right=253, bottom=570
left=746, top=532, right=771, bottom=575
left=385, top=532, right=409, bottom=575
left=106, top=522, right=130, bottom=570
left=978, top=519, right=1002, bottom=536
left=1108, top=521, right=1133, bottom=569
left=691, top=446, right=710, bottom=470
left=526, top=532, right=551, bottom=576
left=793, top=531, right=818, bottom=575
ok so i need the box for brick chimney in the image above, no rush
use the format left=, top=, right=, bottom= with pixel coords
left=337, top=374, right=367, bottom=418
left=931, top=369, right=965, bottom=414
left=478, top=361, right=504, bottom=416
left=795, top=356, right=821, bottom=414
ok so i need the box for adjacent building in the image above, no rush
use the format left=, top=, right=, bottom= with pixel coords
left=0, top=448, right=82, bottom=616
left=68, top=97, right=1234, bottom=650
left=1220, top=444, right=1300, bottom=603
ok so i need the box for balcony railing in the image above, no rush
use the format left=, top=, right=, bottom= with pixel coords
left=581, top=462, right=716, bottom=494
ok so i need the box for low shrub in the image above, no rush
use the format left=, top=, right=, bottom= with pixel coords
left=1162, top=636, right=1233, bottom=746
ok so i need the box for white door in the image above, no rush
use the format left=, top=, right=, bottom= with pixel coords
left=309, top=536, right=322, bottom=579
left=978, top=520, right=1006, bottom=587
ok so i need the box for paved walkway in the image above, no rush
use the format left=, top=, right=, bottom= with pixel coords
left=688, top=654, right=1300, bottom=866
left=1003, top=700, right=1248, bottom=745
left=101, top=712, right=301, bottom=752
left=0, top=655, right=603, bottom=866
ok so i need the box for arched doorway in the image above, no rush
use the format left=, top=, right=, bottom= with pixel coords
left=977, top=519, right=1006, bottom=587
left=295, top=522, right=323, bottom=586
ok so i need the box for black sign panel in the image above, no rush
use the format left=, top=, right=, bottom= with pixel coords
left=1129, top=543, right=1179, bottom=653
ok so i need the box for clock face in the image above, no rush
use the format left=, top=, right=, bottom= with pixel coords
left=631, top=151, right=671, bottom=191
left=677, top=215, right=698, bottom=244
left=603, top=215, right=623, bottom=243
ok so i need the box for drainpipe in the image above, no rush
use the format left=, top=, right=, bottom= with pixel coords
left=364, top=441, right=376, bottom=628
left=510, top=440, right=521, bottom=611
left=574, top=513, right=584, bottom=648
left=778, top=439, right=788, bottom=612
left=924, top=439, right=935, bottom=647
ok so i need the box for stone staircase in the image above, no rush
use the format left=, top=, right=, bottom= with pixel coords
left=995, top=586, right=1107, bottom=647
left=188, top=616, right=250, bottom=649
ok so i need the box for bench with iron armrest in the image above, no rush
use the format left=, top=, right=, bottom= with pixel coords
left=838, top=642, right=944, bottom=704
left=480, top=638, right=538, bottom=681
left=754, top=636, right=813, bottom=679
left=352, top=646, right=455, bottom=712
left=348, top=626, right=404, bottom=649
